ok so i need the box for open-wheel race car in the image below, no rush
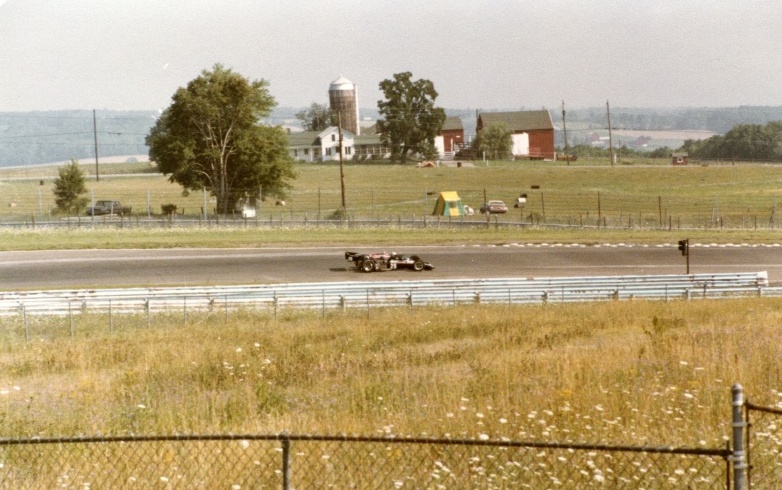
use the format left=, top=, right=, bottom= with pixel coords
left=345, top=251, right=435, bottom=272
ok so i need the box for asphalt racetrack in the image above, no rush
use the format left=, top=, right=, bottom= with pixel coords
left=1, top=244, right=780, bottom=290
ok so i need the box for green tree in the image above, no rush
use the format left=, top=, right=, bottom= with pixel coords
left=377, top=72, right=446, bottom=161
left=680, top=121, right=782, bottom=161
left=296, top=103, right=333, bottom=132
left=474, top=123, right=513, bottom=160
left=146, top=64, right=296, bottom=214
left=53, top=159, right=89, bottom=215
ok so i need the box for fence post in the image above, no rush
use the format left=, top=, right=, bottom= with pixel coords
left=732, top=383, right=747, bottom=490
left=281, top=434, right=291, bottom=490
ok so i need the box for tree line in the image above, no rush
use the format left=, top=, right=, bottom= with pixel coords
left=680, top=121, right=782, bottom=161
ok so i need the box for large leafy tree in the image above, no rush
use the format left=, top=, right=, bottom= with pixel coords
left=53, top=159, right=89, bottom=215
left=296, top=103, right=333, bottom=132
left=474, top=123, right=513, bottom=160
left=146, top=64, right=295, bottom=213
left=377, top=72, right=446, bottom=161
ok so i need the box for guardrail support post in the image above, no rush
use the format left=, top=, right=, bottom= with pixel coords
left=732, top=383, right=747, bottom=490
left=273, top=294, right=278, bottom=322
left=21, top=304, right=29, bottom=343
left=145, top=299, right=151, bottom=327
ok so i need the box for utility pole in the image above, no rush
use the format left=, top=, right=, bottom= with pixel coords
left=338, top=112, right=346, bottom=215
left=561, top=100, right=570, bottom=165
left=606, top=100, right=614, bottom=167
left=93, top=109, right=100, bottom=181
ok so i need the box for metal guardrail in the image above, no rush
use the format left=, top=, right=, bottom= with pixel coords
left=0, top=272, right=770, bottom=317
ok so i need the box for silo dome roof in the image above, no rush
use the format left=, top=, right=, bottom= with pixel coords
left=329, top=75, right=354, bottom=91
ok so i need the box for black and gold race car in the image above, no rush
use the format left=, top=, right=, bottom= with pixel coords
left=345, top=251, right=435, bottom=273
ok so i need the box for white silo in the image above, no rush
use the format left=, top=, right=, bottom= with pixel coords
left=328, top=75, right=360, bottom=135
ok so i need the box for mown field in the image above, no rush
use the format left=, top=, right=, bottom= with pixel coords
left=3, top=158, right=782, bottom=250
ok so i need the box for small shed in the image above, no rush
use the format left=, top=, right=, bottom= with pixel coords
left=432, top=191, right=465, bottom=217
left=672, top=152, right=688, bottom=165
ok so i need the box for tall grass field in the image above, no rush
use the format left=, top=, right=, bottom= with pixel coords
left=1, top=298, right=780, bottom=442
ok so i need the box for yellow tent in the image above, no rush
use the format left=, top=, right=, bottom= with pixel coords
left=432, top=191, right=465, bottom=217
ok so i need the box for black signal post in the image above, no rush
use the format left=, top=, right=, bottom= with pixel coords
left=678, top=239, right=690, bottom=274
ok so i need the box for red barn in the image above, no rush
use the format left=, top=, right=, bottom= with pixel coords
left=439, top=116, right=464, bottom=153
left=476, top=110, right=555, bottom=160
left=672, top=152, right=688, bottom=165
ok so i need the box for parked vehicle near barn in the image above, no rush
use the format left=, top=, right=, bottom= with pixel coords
left=85, top=200, right=132, bottom=216
left=345, top=251, right=435, bottom=272
left=480, top=200, right=508, bottom=214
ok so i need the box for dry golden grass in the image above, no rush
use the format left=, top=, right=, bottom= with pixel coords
left=2, top=298, right=781, bottom=446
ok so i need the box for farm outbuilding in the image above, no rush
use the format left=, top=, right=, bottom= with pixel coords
left=476, top=110, right=556, bottom=160
left=434, top=116, right=465, bottom=157
left=672, top=152, right=688, bottom=165
left=432, top=191, right=466, bottom=217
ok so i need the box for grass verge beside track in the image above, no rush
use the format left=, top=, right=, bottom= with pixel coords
left=2, top=226, right=782, bottom=251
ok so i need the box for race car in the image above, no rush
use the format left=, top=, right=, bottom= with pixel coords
left=345, top=251, right=435, bottom=272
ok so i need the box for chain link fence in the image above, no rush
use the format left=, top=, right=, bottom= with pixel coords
left=10, top=386, right=782, bottom=487
left=0, top=434, right=730, bottom=488
left=745, top=398, right=782, bottom=488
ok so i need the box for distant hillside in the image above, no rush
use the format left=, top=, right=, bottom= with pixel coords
left=2, top=106, right=781, bottom=166
left=0, top=110, right=156, bottom=167
left=564, top=106, right=782, bottom=133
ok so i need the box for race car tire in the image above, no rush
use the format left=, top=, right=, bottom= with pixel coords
left=413, top=260, right=425, bottom=271
left=362, top=260, right=375, bottom=272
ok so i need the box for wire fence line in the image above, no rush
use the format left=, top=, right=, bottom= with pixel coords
left=3, top=186, right=782, bottom=231
left=5, top=385, right=780, bottom=488
left=0, top=431, right=733, bottom=488
left=744, top=396, right=782, bottom=488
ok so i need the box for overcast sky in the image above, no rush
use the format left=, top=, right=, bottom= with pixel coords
left=1, top=0, right=781, bottom=112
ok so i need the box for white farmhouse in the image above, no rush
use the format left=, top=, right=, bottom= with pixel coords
left=287, top=127, right=355, bottom=162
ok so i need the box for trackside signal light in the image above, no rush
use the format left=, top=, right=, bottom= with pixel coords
left=678, top=239, right=689, bottom=256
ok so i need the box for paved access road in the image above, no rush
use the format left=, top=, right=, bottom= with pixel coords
left=0, top=244, right=779, bottom=290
